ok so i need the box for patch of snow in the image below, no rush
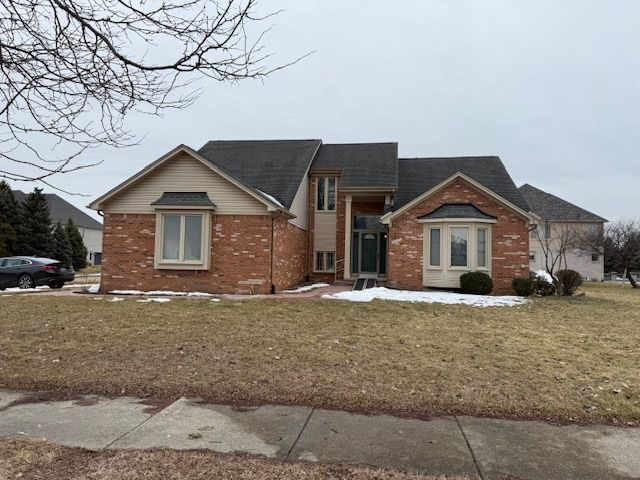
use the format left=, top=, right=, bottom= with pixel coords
left=322, top=287, right=526, bottom=308
left=257, top=189, right=284, bottom=208
left=210, top=298, right=221, bottom=302
left=136, top=298, right=171, bottom=303
left=282, top=283, right=330, bottom=294
left=535, top=270, right=554, bottom=284
left=85, top=284, right=100, bottom=294
left=109, top=297, right=125, bottom=302
left=3, top=283, right=100, bottom=293
left=109, top=290, right=214, bottom=297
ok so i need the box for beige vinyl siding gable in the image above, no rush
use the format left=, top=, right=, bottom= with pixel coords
left=314, top=212, right=337, bottom=251
left=102, top=152, right=268, bottom=215
left=288, top=173, right=309, bottom=230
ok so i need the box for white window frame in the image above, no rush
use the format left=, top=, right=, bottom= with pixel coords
left=154, top=210, right=211, bottom=270
left=316, top=177, right=337, bottom=212
left=449, top=226, right=470, bottom=270
left=314, top=250, right=335, bottom=272
left=477, top=227, right=489, bottom=270
left=427, top=226, right=442, bottom=269
left=529, top=252, right=536, bottom=261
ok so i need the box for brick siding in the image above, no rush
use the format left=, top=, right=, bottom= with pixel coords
left=272, top=217, right=308, bottom=291
left=101, top=213, right=274, bottom=294
left=387, top=177, right=530, bottom=294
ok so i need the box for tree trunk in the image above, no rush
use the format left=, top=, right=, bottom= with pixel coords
left=627, top=269, right=639, bottom=288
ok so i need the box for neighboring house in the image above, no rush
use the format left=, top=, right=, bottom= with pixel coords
left=518, top=184, right=608, bottom=281
left=89, top=141, right=534, bottom=295
left=13, top=190, right=103, bottom=265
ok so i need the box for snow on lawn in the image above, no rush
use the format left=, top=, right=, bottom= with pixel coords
left=282, top=283, right=330, bottom=294
left=322, top=287, right=526, bottom=308
left=109, top=290, right=214, bottom=297
left=109, top=297, right=125, bottom=302
left=3, top=283, right=100, bottom=293
left=136, top=298, right=171, bottom=303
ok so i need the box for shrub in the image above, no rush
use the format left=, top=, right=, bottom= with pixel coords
left=511, top=277, right=534, bottom=297
left=556, top=269, right=583, bottom=296
left=533, top=278, right=556, bottom=296
left=460, top=272, right=493, bottom=295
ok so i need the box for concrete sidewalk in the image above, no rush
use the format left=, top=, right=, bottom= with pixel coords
left=0, top=390, right=639, bottom=480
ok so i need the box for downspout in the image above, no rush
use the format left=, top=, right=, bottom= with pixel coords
left=270, top=214, right=275, bottom=294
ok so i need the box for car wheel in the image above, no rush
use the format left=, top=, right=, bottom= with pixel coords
left=49, top=281, right=64, bottom=289
left=18, top=274, right=35, bottom=290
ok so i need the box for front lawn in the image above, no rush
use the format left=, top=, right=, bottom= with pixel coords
left=0, top=438, right=463, bottom=480
left=0, top=284, right=638, bottom=424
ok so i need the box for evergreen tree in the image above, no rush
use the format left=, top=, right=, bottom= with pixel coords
left=0, top=181, right=19, bottom=255
left=17, top=188, right=53, bottom=257
left=0, top=223, right=16, bottom=257
left=0, top=181, right=19, bottom=227
left=66, top=218, right=88, bottom=270
left=51, top=221, right=73, bottom=267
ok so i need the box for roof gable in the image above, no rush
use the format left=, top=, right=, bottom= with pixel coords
left=197, top=140, right=322, bottom=209
left=310, top=143, right=398, bottom=189
left=88, top=145, right=288, bottom=213
left=13, top=190, right=102, bottom=230
left=518, top=184, right=608, bottom=222
left=394, top=156, right=530, bottom=212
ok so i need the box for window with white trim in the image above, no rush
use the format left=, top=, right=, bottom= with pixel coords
left=450, top=227, right=469, bottom=268
left=591, top=253, right=599, bottom=262
left=156, top=212, right=209, bottom=269
left=477, top=227, right=488, bottom=268
left=429, top=228, right=441, bottom=267
left=529, top=252, right=536, bottom=261
left=316, top=177, right=336, bottom=211
left=315, top=251, right=335, bottom=272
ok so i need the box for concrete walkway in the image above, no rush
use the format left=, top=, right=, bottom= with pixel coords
left=1, top=390, right=639, bottom=480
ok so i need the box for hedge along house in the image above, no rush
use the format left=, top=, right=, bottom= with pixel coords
left=89, top=140, right=534, bottom=295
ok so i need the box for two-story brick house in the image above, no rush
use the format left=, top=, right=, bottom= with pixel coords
left=89, top=140, right=533, bottom=294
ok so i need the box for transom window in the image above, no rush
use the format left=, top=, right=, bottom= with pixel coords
left=316, top=177, right=336, bottom=211
left=315, top=251, right=335, bottom=272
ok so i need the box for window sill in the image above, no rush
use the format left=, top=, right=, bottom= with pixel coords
left=155, top=262, right=209, bottom=271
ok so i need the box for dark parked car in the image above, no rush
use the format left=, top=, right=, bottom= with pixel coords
left=0, top=257, right=75, bottom=290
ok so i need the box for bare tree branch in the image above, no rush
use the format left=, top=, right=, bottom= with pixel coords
left=0, top=0, right=303, bottom=188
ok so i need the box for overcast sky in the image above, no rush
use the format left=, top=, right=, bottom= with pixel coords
left=7, top=0, right=640, bottom=222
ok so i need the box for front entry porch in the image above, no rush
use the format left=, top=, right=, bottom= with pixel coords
left=343, top=193, right=390, bottom=280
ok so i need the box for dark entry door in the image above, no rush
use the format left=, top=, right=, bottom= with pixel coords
left=360, top=233, right=378, bottom=273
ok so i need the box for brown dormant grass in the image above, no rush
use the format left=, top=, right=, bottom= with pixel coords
left=0, top=438, right=467, bottom=480
left=0, top=283, right=638, bottom=424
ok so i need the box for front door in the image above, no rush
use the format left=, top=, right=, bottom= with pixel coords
left=360, top=233, right=378, bottom=273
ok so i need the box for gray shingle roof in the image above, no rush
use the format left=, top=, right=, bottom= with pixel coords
left=197, top=140, right=322, bottom=209
left=394, top=157, right=530, bottom=212
left=418, top=203, right=497, bottom=220
left=518, top=184, right=608, bottom=222
left=151, top=192, right=215, bottom=207
left=13, top=190, right=103, bottom=230
left=310, top=143, right=398, bottom=188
